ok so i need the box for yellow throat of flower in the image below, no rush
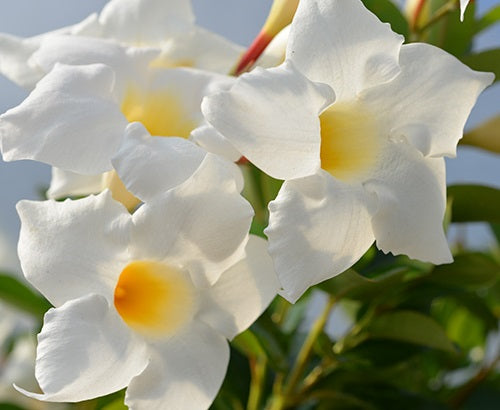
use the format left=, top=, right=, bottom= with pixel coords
left=121, top=86, right=197, bottom=138
left=114, top=260, right=197, bottom=338
left=319, top=102, right=382, bottom=182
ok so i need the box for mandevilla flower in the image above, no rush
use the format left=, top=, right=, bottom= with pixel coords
left=202, top=0, right=494, bottom=302
left=0, top=54, right=239, bottom=203
left=15, top=154, right=278, bottom=409
left=0, top=0, right=242, bottom=89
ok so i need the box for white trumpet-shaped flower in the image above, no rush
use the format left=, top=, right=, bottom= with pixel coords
left=203, top=0, right=494, bottom=302
left=0, top=50, right=240, bottom=202
left=0, top=0, right=242, bottom=89
left=15, top=154, right=278, bottom=409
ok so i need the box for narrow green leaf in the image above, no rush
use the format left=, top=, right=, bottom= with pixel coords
left=475, top=5, right=500, bottom=34
left=0, top=273, right=51, bottom=319
left=232, top=329, right=266, bottom=359
left=320, top=268, right=409, bottom=301
left=460, top=115, right=500, bottom=154
left=429, top=253, right=499, bottom=290
left=365, top=311, right=456, bottom=353
left=250, top=322, right=289, bottom=372
left=461, top=49, right=500, bottom=83
left=362, top=0, right=410, bottom=38
left=447, top=185, right=500, bottom=223
left=101, top=399, right=127, bottom=410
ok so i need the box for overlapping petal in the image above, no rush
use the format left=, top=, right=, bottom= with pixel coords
left=198, top=235, right=279, bottom=340
left=31, top=35, right=157, bottom=90
left=126, top=321, right=228, bottom=410
left=0, top=33, right=45, bottom=89
left=360, top=43, right=494, bottom=158
left=98, top=0, right=194, bottom=44
left=203, top=61, right=335, bottom=180
left=112, top=122, right=207, bottom=202
left=16, top=294, right=148, bottom=403
left=287, top=0, right=403, bottom=101
left=131, top=154, right=253, bottom=286
left=365, top=142, right=452, bottom=264
left=157, top=26, right=244, bottom=73
left=17, top=191, right=131, bottom=307
left=0, top=63, right=127, bottom=174
left=47, top=168, right=103, bottom=199
left=266, top=172, right=376, bottom=303
left=190, top=124, right=242, bottom=162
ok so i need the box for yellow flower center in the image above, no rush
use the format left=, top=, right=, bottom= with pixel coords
left=320, top=102, right=382, bottom=182
left=101, top=170, right=140, bottom=212
left=121, top=86, right=197, bottom=138
left=114, top=261, right=197, bottom=338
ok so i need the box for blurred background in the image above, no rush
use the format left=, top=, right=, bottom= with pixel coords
left=0, top=0, right=498, bottom=271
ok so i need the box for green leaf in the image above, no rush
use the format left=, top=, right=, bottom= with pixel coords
left=475, top=5, right=500, bottom=34
left=364, top=310, right=456, bottom=353
left=432, top=298, right=486, bottom=350
left=461, top=49, right=500, bottom=83
left=101, top=399, right=127, bottom=410
left=362, top=0, right=410, bottom=38
left=233, top=326, right=288, bottom=372
left=320, top=268, right=409, bottom=301
left=421, top=1, right=476, bottom=58
left=429, top=253, right=499, bottom=290
left=447, top=185, right=500, bottom=223
left=0, top=273, right=51, bottom=319
left=460, top=115, right=500, bottom=154
left=232, top=329, right=266, bottom=359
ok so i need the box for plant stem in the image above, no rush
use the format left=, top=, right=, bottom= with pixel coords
left=410, top=0, right=427, bottom=31
left=247, top=357, right=267, bottom=410
left=416, top=0, right=458, bottom=34
left=449, top=355, right=500, bottom=409
left=269, top=297, right=335, bottom=409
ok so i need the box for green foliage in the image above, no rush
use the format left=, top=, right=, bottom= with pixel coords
left=447, top=185, right=500, bottom=223
left=462, top=49, right=500, bottom=84
left=362, top=0, right=410, bottom=38
left=0, top=273, right=51, bottom=320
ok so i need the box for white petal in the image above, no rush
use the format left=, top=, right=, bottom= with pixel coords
left=112, top=122, right=206, bottom=202
left=287, top=0, right=403, bottom=101
left=365, top=142, right=453, bottom=264
left=16, top=191, right=131, bottom=307
left=0, top=33, right=44, bottom=89
left=134, top=66, right=235, bottom=126
left=265, top=172, right=376, bottom=303
left=0, top=63, right=127, bottom=174
left=460, top=0, right=470, bottom=21
left=361, top=43, right=494, bottom=158
left=47, top=168, right=103, bottom=199
left=126, top=321, right=228, bottom=410
left=16, top=294, right=148, bottom=402
left=190, top=124, right=242, bottom=162
left=256, top=25, right=290, bottom=69
left=131, top=154, right=253, bottom=286
left=202, top=61, right=335, bottom=180
left=159, top=26, right=244, bottom=73
left=31, top=35, right=157, bottom=90
left=99, top=0, right=194, bottom=44
left=198, top=235, right=279, bottom=340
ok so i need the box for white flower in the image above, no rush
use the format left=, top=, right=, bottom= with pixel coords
left=0, top=0, right=243, bottom=89
left=15, top=154, right=278, bottom=409
left=202, top=0, right=494, bottom=302
left=0, top=55, right=239, bottom=202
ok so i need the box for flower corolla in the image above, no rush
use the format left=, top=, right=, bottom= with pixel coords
left=202, top=0, right=494, bottom=302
